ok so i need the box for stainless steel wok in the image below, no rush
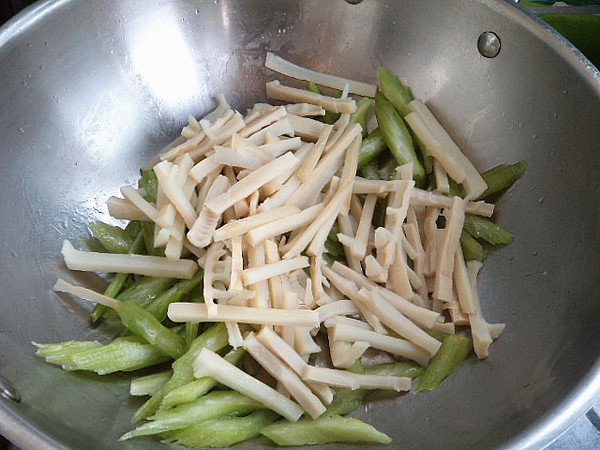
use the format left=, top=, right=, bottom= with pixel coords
left=1, top=0, right=600, bottom=448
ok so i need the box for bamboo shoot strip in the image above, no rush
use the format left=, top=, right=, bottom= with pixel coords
left=168, top=303, right=319, bottom=327
left=206, top=152, right=300, bottom=215
left=265, top=52, right=377, bottom=98
left=193, top=347, right=304, bottom=422
left=266, top=81, right=357, bottom=114
left=61, top=241, right=198, bottom=279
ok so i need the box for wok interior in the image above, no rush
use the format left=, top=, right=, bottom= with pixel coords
left=1, top=0, right=600, bottom=448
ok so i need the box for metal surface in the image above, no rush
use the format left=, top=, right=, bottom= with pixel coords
left=478, top=31, right=502, bottom=57
left=1, top=0, right=600, bottom=448
left=0, top=376, right=20, bottom=403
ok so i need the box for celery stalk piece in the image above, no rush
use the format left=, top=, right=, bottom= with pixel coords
left=161, top=347, right=246, bottom=407
left=324, top=222, right=345, bottom=260
left=131, top=323, right=230, bottom=422
left=88, top=221, right=135, bottom=254
left=39, top=339, right=170, bottom=375
left=325, top=361, right=425, bottom=416
left=349, top=97, right=373, bottom=135
left=115, top=301, right=185, bottom=359
left=323, top=92, right=343, bottom=124
left=460, top=229, right=485, bottom=262
left=305, top=81, right=342, bottom=124
left=415, top=335, right=473, bottom=392
left=138, top=169, right=158, bottom=203
left=463, top=214, right=514, bottom=245
left=364, top=361, right=426, bottom=378
left=375, top=92, right=425, bottom=181
left=261, top=415, right=392, bottom=445
left=144, top=269, right=204, bottom=322
left=377, top=67, right=413, bottom=117
left=184, top=322, right=199, bottom=350
left=358, top=160, right=382, bottom=180
left=91, top=228, right=145, bottom=322
left=141, top=220, right=164, bottom=257
left=117, top=276, right=177, bottom=308
left=120, top=391, right=265, bottom=439
left=33, top=340, right=103, bottom=365
left=478, top=160, right=527, bottom=200
left=162, top=410, right=279, bottom=448
left=357, top=127, right=387, bottom=170
left=324, top=389, right=369, bottom=416
left=130, top=370, right=172, bottom=396
left=94, top=274, right=176, bottom=322
left=124, top=220, right=143, bottom=239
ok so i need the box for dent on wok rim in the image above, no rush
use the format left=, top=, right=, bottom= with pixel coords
left=1, top=0, right=600, bottom=449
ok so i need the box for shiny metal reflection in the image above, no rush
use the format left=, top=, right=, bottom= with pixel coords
left=478, top=31, right=501, bottom=58
left=0, top=376, right=20, bottom=403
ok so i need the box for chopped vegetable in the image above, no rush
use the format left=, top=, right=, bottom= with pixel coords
left=463, top=213, right=514, bottom=245
left=35, top=337, right=170, bottom=375
left=377, top=67, right=413, bottom=117
left=375, top=92, right=425, bottom=181
left=260, top=415, right=392, bottom=446
left=266, top=52, right=377, bottom=97
left=121, top=391, right=265, bottom=439
left=130, top=370, right=172, bottom=397
left=40, top=58, right=524, bottom=448
left=162, top=410, right=279, bottom=448
left=415, top=335, right=473, bottom=392
left=478, top=160, right=527, bottom=200
left=61, top=240, right=198, bottom=279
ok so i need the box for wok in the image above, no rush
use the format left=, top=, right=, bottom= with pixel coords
left=1, top=0, right=600, bottom=448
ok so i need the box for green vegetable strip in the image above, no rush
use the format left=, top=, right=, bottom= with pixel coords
left=324, top=96, right=342, bottom=124
left=448, top=178, right=466, bottom=198
left=184, top=322, right=199, bottom=350
left=260, top=415, right=392, bottom=446
left=121, top=391, right=265, bottom=439
left=305, top=81, right=341, bottom=124
left=124, top=220, right=143, bottom=239
left=324, top=389, right=369, bottom=416
left=161, top=347, right=246, bottom=407
left=323, top=222, right=345, bottom=260
left=306, top=81, right=321, bottom=95
left=325, top=361, right=425, bottom=416
left=357, top=127, right=387, bottom=170
left=139, top=170, right=158, bottom=203
left=375, top=92, right=425, bottom=181
left=117, top=276, right=177, bottom=308
left=144, top=269, right=204, bottom=322
left=33, top=340, right=103, bottom=365
left=460, top=229, right=485, bottom=262
left=115, top=302, right=185, bottom=359
left=377, top=67, right=413, bottom=117
left=358, top=160, right=382, bottom=180
left=130, top=370, right=173, bottom=397
left=141, top=220, right=165, bottom=257
left=372, top=194, right=388, bottom=229
left=40, top=339, right=171, bottom=375
left=415, top=335, right=472, bottom=392
left=463, top=214, right=514, bottom=245
left=131, top=323, right=230, bottom=423
left=364, top=361, right=426, bottom=378
left=349, top=97, right=373, bottom=136
left=426, top=329, right=449, bottom=343
left=89, top=221, right=135, bottom=254
left=91, top=228, right=145, bottom=322
left=161, top=410, right=279, bottom=448
left=478, top=160, right=527, bottom=200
